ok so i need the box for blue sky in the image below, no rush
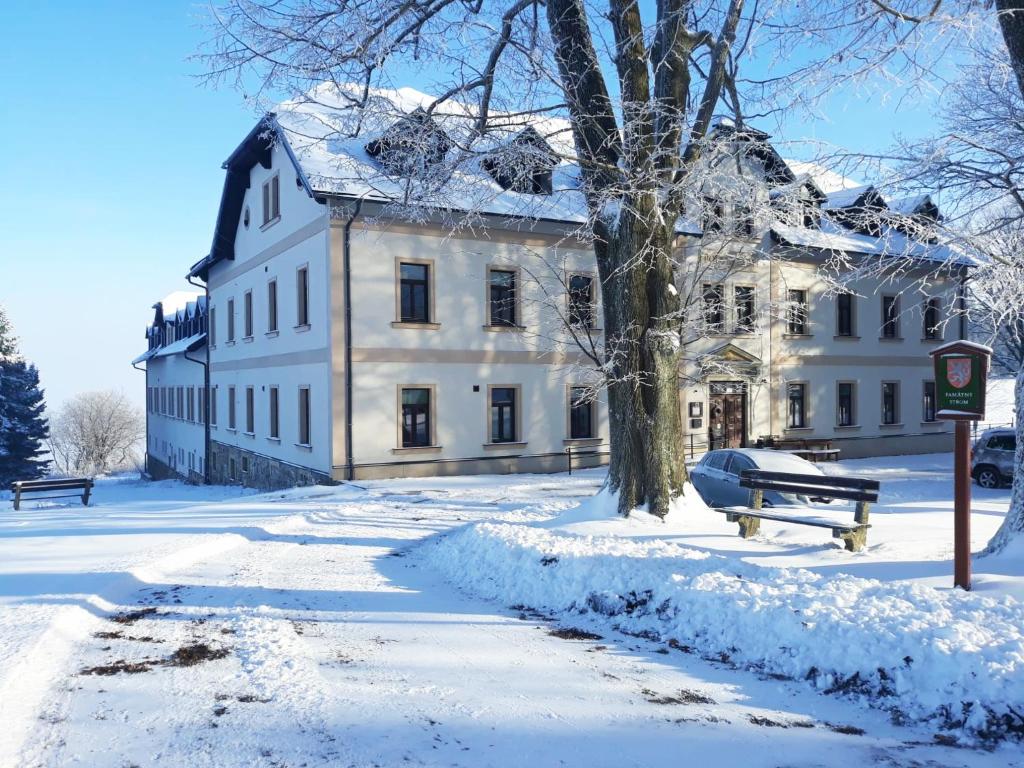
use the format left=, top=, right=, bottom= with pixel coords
left=0, top=1, right=945, bottom=414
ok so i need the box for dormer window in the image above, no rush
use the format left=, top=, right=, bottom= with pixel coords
left=482, top=127, right=557, bottom=195
left=365, top=108, right=451, bottom=177
left=262, top=174, right=280, bottom=226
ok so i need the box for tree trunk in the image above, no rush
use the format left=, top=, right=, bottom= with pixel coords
left=984, top=366, right=1024, bottom=553
left=997, top=1, right=1024, bottom=100
left=600, top=200, right=688, bottom=518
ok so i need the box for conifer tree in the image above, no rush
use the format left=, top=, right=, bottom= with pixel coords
left=0, top=306, right=50, bottom=485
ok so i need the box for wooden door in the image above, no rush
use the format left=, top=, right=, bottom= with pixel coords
left=708, top=388, right=746, bottom=450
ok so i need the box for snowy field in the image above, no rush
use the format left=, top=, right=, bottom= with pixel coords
left=0, top=456, right=1020, bottom=767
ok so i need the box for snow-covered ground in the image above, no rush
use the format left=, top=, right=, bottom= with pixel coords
left=0, top=459, right=1020, bottom=766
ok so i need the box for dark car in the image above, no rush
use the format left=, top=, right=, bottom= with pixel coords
left=690, top=448, right=826, bottom=508
left=972, top=428, right=1016, bottom=489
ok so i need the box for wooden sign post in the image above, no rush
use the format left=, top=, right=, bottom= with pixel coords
left=929, top=340, right=992, bottom=591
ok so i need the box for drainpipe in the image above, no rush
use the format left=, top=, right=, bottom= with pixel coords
left=131, top=359, right=149, bottom=477
left=341, top=198, right=364, bottom=482
left=187, top=273, right=212, bottom=484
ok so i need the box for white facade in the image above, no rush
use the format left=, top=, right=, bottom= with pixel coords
left=136, top=89, right=964, bottom=489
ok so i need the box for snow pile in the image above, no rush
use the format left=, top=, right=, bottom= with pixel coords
left=425, top=509, right=1024, bottom=743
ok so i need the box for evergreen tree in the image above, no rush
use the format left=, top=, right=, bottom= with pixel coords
left=0, top=306, right=49, bottom=484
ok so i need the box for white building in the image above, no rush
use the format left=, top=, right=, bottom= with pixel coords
left=133, top=292, right=209, bottom=482
left=135, top=87, right=966, bottom=489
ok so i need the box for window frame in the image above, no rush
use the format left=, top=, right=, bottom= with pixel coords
left=485, top=265, right=519, bottom=328
left=881, top=295, right=900, bottom=339
left=881, top=381, right=901, bottom=425
left=734, top=285, right=755, bottom=333
left=393, top=258, right=438, bottom=328
left=922, top=380, right=937, bottom=423
left=227, top=385, right=236, bottom=431
left=787, top=382, right=807, bottom=429
left=397, top=385, right=438, bottom=450
left=267, top=279, right=278, bottom=334
left=702, top=283, right=725, bottom=333
left=245, top=386, right=255, bottom=435
left=243, top=290, right=253, bottom=339
left=836, top=292, right=855, bottom=337
left=836, top=381, right=856, bottom=427
left=297, top=385, right=312, bottom=447
left=486, top=384, right=523, bottom=446
left=261, top=173, right=280, bottom=227
left=567, top=272, right=597, bottom=329
left=268, top=386, right=280, bottom=440
left=226, top=298, right=236, bottom=343
left=296, top=265, right=310, bottom=328
left=923, top=297, right=942, bottom=340
left=786, top=289, right=809, bottom=335
left=567, top=386, right=597, bottom=440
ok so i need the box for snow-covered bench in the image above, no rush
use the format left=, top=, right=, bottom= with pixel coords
left=718, top=470, right=879, bottom=552
left=11, top=477, right=93, bottom=511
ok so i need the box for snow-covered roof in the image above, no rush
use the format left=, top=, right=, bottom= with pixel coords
left=771, top=219, right=972, bottom=265
left=131, top=348, right=156, bottom=366
left=158, top=290, right=204, bottom=318
left=823, top=185, right=875, bottom=210
left=152, top=332, right=206, bottom=359
left=887, top=194, right=933, bottom=216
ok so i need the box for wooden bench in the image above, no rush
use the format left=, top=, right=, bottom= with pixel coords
left=11, top=478, right=93, bottom=511
left=717, top=469, right=879, bottom=552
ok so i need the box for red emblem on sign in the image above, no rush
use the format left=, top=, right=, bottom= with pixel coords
left=947, top=357, right=972, bottom=389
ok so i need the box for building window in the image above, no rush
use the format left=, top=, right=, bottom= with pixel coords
left=923, top=298, right=941, bottom=340
left=245, top=386, right=255, bottom=434
left=837, top=382, right=855, bottom=427
left=241, top=455, right=250, bottom=475
left=569, top=387, right=595, bottom=439
left=228, top=386, right=236, bottom=430
left=210, top=306, right=216, bottom=346
left=787, top=289, right=808, bottom=335
left=568, top=274, right=595, bottom=328
left=490, top=387, right=518, bottom=443
left=734, top=286, right=755, bottom=333
left=267, top=279, right=278, bottom=333
left=298, top=386, right=311, bottom=446
left=401, top=388, right=432, bottom=448
left=210, top=386, right=217, bottom=426
left=882, top=382, right=900, bottom=424
left=229, top=457, right=237, bottom=482
left=399, top=262, right=430, bottom=323
left=787, top=383, right=807, bottom=428
left=836, top=292, right=855, bottom=337
left=187, top=388, right=195, bottom=422
left=177, top=387, right=184, bottom=419
left=296, top=266, right=310, bottom=327
left=198, top=386, right=206, bottom=424
left=923, top=380, right=937, bottom=422
left=269, top=386, right=280, bottom=439
left=227, top=298, right=236, bottom=342
left=488, top=269, right=517, bottom=326
left=262, top=173, right=280, bottom=225
left=882, top=295, right=899, bottom=338
left=244, top=291, right=253, bottom=338
left=734, top=204, right=755, bottom=237
left=703, top=283, right=724, bottom=332
left=702, top=197, right=723, bottom=233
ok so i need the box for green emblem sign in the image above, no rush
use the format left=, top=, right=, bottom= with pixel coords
left=930, top=341, right=990, bottom=421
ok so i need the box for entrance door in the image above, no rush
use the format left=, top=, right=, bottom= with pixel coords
left=708, top=382, right=747, bottom=450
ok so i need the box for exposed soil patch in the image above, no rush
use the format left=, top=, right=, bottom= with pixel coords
left=747, top=714, right=789, bottom=728
left=110, top=607, right=158, bottom=625
left=213, top=706, right=228, bottom=717
left=548, top=627, right=603, bottom=641
left=642, top=688, right=716, bottom=706
left=237, top=694, right=272, bottom=704
left=667, top=639, right=694, bottom=654
left=92, top=630, right=162, bottom=643
left=94, top=631, right=123, bottom=640
left=823, top=724, right=864, bottom=737
left=80, top=659, right=156, bottom=676
left=166, top=643, right=231, bottom=667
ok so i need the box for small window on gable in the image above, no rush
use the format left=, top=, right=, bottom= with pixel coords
left=365, top=109, right=451, bottom=177
left=262, top=174, right=280, bottom=226
left=243, top=206, right=251, bottom=229
left=482, top=127, right=557, bottom=195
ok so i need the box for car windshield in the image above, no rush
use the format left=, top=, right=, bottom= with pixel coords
left=987, top=434, right=1016, bottom=451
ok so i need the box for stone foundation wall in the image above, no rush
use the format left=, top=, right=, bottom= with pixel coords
left=336, top=449, right=609, bottom=482
left=147, top=455, right=184, bottom=482
left=832, top=431, right=954, bottom=459
left=209, top=441, right=333, bottom=491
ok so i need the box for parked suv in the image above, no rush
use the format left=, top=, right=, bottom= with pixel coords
left=972, top=428, right=1017, bottom=489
